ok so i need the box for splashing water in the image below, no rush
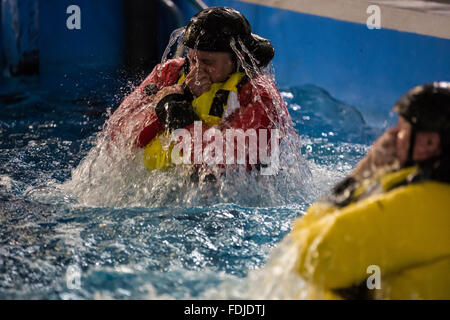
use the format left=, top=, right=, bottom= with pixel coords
left=0, top=31, right=378, bottom=299
left=158, top=27, right=187, bottom=78
left=62, top=96, right=312, bottom=208
left=63, top=30, right=313, bottom=209
left=192, top=30, right=206, bottom=87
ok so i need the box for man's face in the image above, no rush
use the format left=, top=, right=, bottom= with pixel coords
left=396, top=116, right=441, bottom=166
left=187, top=49, right=234, bottom=83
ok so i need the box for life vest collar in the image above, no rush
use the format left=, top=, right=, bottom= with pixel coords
left=143, top=71, right=247, bottom=172
left=330, top=166, right=420, bottom=207
left=177, top=72, right=246, bottom=126
left=379, top=166, right=419, bottom=191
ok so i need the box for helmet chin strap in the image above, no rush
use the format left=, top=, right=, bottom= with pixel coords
left=404, top=127, right=416, bottom=167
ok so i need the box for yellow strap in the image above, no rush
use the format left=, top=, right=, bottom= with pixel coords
left=379, top=166, right=418, bottom=191
left=177, top=71, right=245, bottom=125
left=143, top=72, right=245, bottom=171
left=177, top=71, right=243, bottom=93
left=350, top=166, right=419, bottom=202
left=143, top=133, right=176, bottom=171
left=177, top=73, right=186, bottom=85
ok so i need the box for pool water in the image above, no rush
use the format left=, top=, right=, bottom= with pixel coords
left=0, top=74, right=383, bottom=299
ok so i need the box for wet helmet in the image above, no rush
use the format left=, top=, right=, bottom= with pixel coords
left=183, top=6, right=275, bottom=68
left=394, top=82, right=450, bottom=154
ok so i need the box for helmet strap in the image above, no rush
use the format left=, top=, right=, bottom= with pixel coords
left=405, top=127, right=416, bottom=167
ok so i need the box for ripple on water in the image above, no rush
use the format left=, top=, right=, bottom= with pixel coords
left=0, top=76, right=374, bottom=299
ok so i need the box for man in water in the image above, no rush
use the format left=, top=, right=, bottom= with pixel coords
left=106, top=7, right=291, bottom=178
left=291, top=82, right=450, bottom=299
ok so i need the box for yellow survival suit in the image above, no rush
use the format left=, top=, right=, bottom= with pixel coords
left=291, top=166, right=450, bottom=299
left=143, top=72, right=246, bottom=171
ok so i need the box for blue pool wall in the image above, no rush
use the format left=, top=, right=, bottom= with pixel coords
left=1, top=0, right=39, bottom=76
left=1, top=0, right=449, bottom=126
left=0, top=3, right=2, bottom=73
left=38, top=0, right=125, bottom=95
left=192, top=0, right=450, bottom=126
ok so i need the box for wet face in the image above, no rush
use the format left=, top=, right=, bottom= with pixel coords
left=187, top=49, right=235, bottom=83
left=396, top=116, right=441, bottom=166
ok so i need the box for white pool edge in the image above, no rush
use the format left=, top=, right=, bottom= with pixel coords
left=240, top=0, right=450, bottom=39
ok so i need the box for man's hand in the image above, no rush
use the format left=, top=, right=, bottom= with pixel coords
left=153, top=83, right=199, bottom=131
left=185, top=65, right=212, bottom=97
left=351, top=125, right=400, bottom=180
left=153, top=84, right=184, bottom=103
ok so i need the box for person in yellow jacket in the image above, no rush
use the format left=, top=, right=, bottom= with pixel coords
left=291, top=82, right=450, bottom=299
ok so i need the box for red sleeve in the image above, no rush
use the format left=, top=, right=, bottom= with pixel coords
left=135, top=113, right=164, bottom=148
left=177, top=77, right=290, bottom=172
left=138, top=58, right=186, bottom=94
left=105, top=58, right=185, bottom=148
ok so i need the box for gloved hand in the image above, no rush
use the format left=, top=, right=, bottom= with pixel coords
left=154, top=84, right=198, bottom=131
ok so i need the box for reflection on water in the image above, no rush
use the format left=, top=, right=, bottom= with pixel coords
left=0, top=74, right=381, bottom=299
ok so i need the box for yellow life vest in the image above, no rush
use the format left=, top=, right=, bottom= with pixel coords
left=290, top=167, right=450, bottom=299
left=143, top=72, right=246, bottom=171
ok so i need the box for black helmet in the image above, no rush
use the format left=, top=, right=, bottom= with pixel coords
left=183, top=6, right=275, bottom=68
left=394, top=82, right=450, bottom=134
left=394, top=82, right=450, bottom=182
left=394, top=82, right=450, bottom=154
